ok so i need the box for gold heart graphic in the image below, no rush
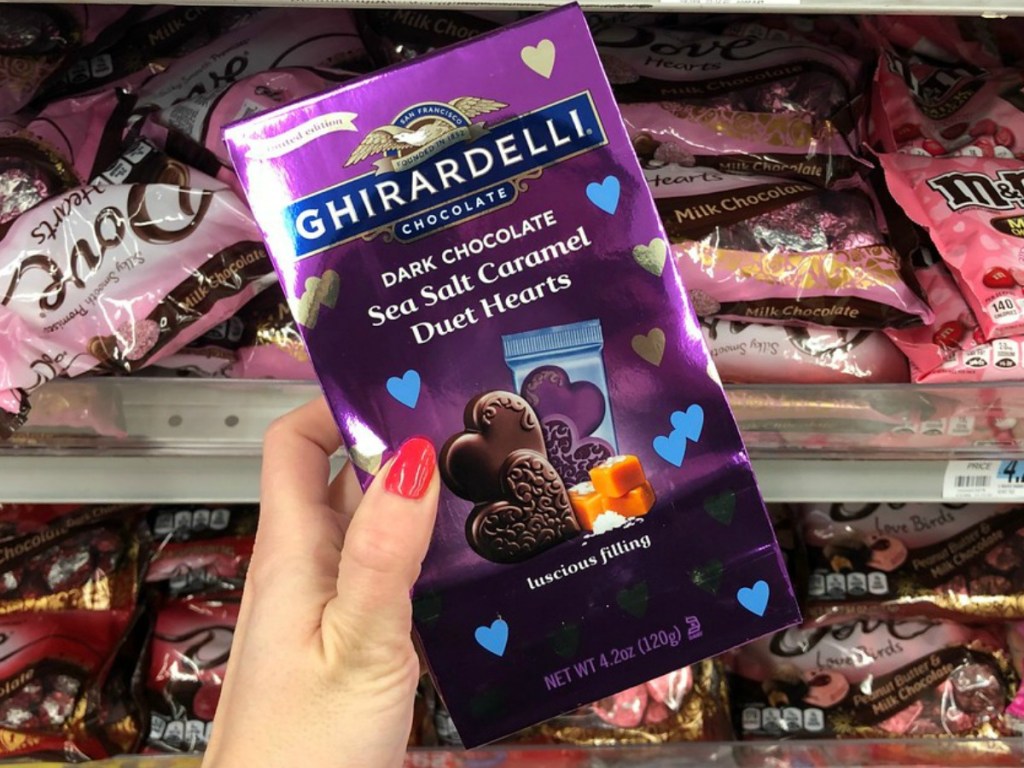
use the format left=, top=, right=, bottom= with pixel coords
left=292, top=269, right=340, bottom=329
left=632, top=238, right=667, bottom=277
left=348, top=443, right=383, bottom=475
left=521, top=40, right=556, bottom=78
left=632, top=328, right=666, bottom=366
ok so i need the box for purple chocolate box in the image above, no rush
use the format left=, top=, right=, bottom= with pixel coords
left=224, top=4, right=800, bottom=747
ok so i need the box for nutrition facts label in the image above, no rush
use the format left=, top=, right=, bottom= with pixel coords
left=938, top=339, right=1023, bottom=372
left=741, top=706, right=825, bottom=734
left=808, top=570, right=890, bottom=599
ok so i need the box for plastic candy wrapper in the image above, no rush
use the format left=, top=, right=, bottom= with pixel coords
left=861, top=16, right=1024, bottom=69
left=647, top=162, right=932, bottom=330
left=624, top=101, right=868, bottom=190
left=0, top=609, right=136, bottom=761
left=356, top=9, right=523, bottom=67
left=0, top=5, right=128, bottom=117
left=729, top=617, right=1016, bottom=740
left=1, top=88, right=133, bottom=236
left=224, top=6, right=800, bottom=746
left=17, top=381, right=127, bottom=440
left=145, top=538, right=253, bottom=598
left=592, top=25, right=863, bottom=124
left=226, top=284, right=316, bottom=380
left=870, top=50, right=1024, bottom=160
left=723, top=16, right=868, bottom=59
left=881, top=153, right=1024, bottom=343
left=512, top=661, right=733, bottom=744
left=139, top=67, right=356, bottom=195
left=796, top=502, right=1024, bottom=621
left=143, top=505, right=257, bottom=545
left=144, top=505, right=257, bottom=597
left=883, top=263, right=1024, bottom=383
left=1008, top=623, right=1024, bottom=725
left=133, top=8, right=367, bottom=119
left=0, top=140, right=274, bottom=437
left=156, top=285, right=317, bottom=379
left=702, top=318, right=908, bottom=384
left=39, top=7, right=232, bottom=103
left=0, top=504, right=143, bottom=615
left=144, top=596, right=239, bottom=754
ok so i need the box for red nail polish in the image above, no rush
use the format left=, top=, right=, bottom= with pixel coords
left=385, top=437, right=436, bottom=500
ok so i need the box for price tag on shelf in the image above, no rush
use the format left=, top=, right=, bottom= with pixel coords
left=943, top=460, right=1024, bottom=499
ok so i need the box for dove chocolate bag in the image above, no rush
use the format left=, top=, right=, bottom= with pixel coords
left=223, top=4, right=800, bottom=746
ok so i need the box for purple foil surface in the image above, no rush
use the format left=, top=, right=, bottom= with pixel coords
left=224, top=4, right=800, bottom=747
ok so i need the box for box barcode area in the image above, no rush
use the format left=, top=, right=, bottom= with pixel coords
left=955, top=475, right=991, bottom=488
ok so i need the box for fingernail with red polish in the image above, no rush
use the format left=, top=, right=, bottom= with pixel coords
left=385, top=437, right=436, bottom=500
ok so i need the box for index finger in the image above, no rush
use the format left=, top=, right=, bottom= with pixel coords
left=249, top=397, right=346, bottom=632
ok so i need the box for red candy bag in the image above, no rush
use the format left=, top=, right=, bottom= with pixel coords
left=144, top=596, right=239, bottom=753
left=0, top=504, right=143, bottom=615
left=0, top=609, right=135, bottom=760
left=881, top=153, right=1024, bottom=342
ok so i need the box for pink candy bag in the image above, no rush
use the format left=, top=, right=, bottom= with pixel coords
left=884, top=263, right=1024, bottom=383
left=870, top=50, right=1024, bottom=160
left=647, top=163, right=933, bottom=329
left=1, top=88, right=133, bottom=234
left=0, top=141, right=274, bottom=435
left=133, top=8, right=367, bottom=116
left=861, top=16, right=1024, bottom=69
left=703, top=319, right=908, bottom=384
left=140, top=67, right=354, bottom=195
left=623, top=101, right=868, bottom=189
left=882, top=154, right=1024, bottom=342
left=593, top=26, right=863, bottom=124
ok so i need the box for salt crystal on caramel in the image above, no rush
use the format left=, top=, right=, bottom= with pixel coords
left=590, top=455, right=646, bottom=499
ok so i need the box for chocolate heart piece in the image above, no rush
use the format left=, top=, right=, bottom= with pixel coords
left=440, top=391, right=546, bottom=502
left=541, top=415, right=614, bottom=487
left=521, top=365, right=606, bottom=437
left=466, top=449, right=579, bottom=563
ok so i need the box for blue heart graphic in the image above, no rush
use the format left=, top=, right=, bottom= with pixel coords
left=737, top=581, right=770, bottom=617
left=653, top=404, right=705, bottom=467
left=386, top=370, right=421, bottom=409
left=474, top=619, right=509, bottom=657
left=586, top=176, right=620, bottom=214
left=653, top=432, right=686, bottom=467
left=671, top=404, right=704, bottom=442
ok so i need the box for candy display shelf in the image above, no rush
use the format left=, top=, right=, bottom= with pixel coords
left=35, top=0, right=1024, bottom=19
left=5, top=378, right=1024, bottom=503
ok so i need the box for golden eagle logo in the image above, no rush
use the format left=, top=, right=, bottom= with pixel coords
left=344, top=97, right=507, bottom=168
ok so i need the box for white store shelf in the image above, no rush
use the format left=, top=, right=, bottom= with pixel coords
left=30, top=0, right=1024, bottom=18
left=5, top=378, right=1024, bottom=503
